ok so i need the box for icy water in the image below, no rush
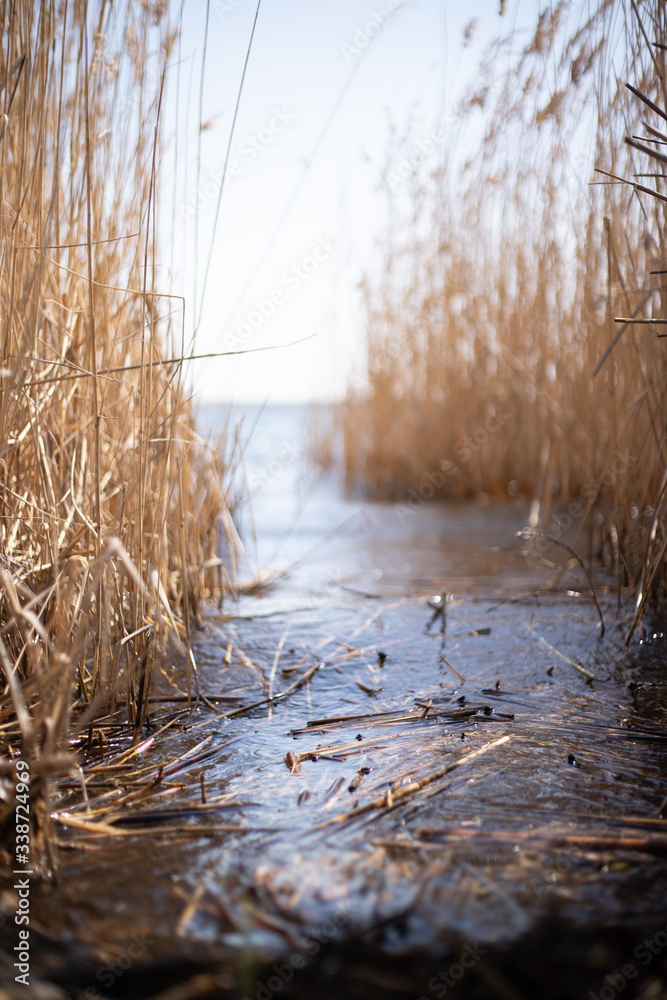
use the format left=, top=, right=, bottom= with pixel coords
left=12, top=404, right=667, bottom=1000
left=204, top=402, right=546, bottom=606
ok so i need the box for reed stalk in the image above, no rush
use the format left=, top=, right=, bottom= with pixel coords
left=344, top=0, right=667, bottom=616
left=0, top=1, right=229, bottom=852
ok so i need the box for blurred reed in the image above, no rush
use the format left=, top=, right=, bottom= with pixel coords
left=344, top=0, right=667, bottom=615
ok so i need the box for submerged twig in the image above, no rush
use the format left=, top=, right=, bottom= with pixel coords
left=314, top=735, right=512, bottom=830
left=223, top=661, right=325, bottom=719
left=524, top=623, right=596, bottom=681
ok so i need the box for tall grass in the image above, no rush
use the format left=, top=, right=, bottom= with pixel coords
left=344, top=0, right=667, bottom=617
left=0, top=2, right=228, bottom=835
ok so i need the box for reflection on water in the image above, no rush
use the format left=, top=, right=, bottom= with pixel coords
left=28, top=403, right=667, bottom=970
left=198, top=402, right=547, bottom=610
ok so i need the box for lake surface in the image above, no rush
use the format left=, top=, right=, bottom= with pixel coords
left=198, top=402, right=548, bottom=607
left=11, top=403, right=667, bottom=1000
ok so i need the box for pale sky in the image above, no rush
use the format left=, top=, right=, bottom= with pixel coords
left=161, top=0, right=538, bottom=403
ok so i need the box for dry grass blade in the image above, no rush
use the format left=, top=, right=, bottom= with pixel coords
left=223, top=661, right=325, bottom=719
left=625, top=82, right=667, bottom=123
left=386, top=825, right=667, bottom=856
left=0, top=1, right=233, bottom=862
left=342, top=0, right=667, bottom=617
left=524, top=624, right=596, bottom=682
left=314, top=735, right=512, bottom=831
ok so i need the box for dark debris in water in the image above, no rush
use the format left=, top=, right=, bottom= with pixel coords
left=9, top=589, right=667, bottom=1000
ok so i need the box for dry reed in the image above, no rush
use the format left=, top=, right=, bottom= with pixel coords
left=344, top=1, right=667, bottom=617
left=0, top=2, right=229, bottom=855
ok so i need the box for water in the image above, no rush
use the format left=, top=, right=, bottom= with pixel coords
left=19, top=403, right=667, bottom=997
left=199, top=402, right=545, bottom=608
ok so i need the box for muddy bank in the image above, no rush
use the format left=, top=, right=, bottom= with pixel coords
left=2, top=917, right=667, bottom=999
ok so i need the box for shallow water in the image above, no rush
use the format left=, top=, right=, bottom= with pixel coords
left=20, top=405, right=667, bottom=993
left=204, top=403, right=559, bottom=605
